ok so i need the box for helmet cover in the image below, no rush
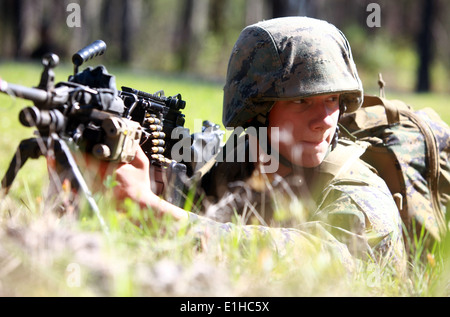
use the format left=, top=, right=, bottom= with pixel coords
left=223, top=17, right=363, bottom=128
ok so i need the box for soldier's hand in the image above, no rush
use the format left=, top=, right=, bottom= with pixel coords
left=113, top=146, right=153, bottom=204
left=79, top=146, right=183, bottom=219
left=75, top=146, right=155, bottom=206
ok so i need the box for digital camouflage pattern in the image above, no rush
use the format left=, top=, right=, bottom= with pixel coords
left=188, top=138, right=407, bottom=274
left=223, top=16, right=363, bottom=128
left=340, top=97, right=450, bottom=241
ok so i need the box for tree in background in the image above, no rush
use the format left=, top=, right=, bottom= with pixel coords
left=0, top=0, right=448, bottom=93
left=416, top=0, right=435, bottom=92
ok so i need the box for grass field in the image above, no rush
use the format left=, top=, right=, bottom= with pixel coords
left=0, top=61, right=449, bottom=297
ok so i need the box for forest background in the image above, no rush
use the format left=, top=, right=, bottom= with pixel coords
left=1, top=0, right=449, bottom=95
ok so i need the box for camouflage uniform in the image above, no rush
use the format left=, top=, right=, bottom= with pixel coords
left=186, top=17, right=407, bottom=274
left=187, top=137, right=406, bottom=273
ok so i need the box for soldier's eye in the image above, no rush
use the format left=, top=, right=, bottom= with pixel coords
left=324, top=95, right=339, bottom=110
left=325, top=95, right=339, bottom=103
left=293, top=99, right=308, bottom=104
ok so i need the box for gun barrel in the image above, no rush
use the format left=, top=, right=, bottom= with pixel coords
left=0, top=80, right=48, bottom=103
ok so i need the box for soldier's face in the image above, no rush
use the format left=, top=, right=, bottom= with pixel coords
left=268, top=94, right=340, bottom=168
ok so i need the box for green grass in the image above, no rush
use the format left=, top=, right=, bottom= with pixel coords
left=0, top=62, right=449, bottom=297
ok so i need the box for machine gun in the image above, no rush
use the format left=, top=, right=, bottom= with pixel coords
left=0, top=40, right=190, bottom=231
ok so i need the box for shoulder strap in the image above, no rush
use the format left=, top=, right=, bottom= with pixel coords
left=318, top=139, right=371, bottom=186
left=362, top=95, right=405, bottom=126
left=400, top=109, right=445, bottom=236
left=194, top=128, right=244, bottom=179
left=315, top=139, right=374, bottom=212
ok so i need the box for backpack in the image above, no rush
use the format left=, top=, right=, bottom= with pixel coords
left=339, top=93, right=450, bottom=242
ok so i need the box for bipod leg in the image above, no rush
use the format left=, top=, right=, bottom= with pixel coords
left=1, top=137, right=44, bottom=195
left=52, top=136, right=109, bottom=236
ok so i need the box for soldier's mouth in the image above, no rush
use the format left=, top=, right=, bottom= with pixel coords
left=301, top=139, right=328, bottom=148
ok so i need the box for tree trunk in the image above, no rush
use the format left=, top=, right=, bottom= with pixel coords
left=120, top=0, right=132, bottom=63
left=416, top=0, right=435, bottom=92
left=271, top=0, right=292, bottom=18
left=173, top=0, right=209, bottom=72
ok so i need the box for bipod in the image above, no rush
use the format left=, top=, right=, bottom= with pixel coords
left=1, top=135, right=109, bottom=235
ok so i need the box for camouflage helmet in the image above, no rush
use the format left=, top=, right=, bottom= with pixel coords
left=223, top=17, right=363, bottom=128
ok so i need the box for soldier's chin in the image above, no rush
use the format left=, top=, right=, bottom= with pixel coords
left=290, top=155, right=323, bottom=168
left=288, top=144, right=328, bottom=168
